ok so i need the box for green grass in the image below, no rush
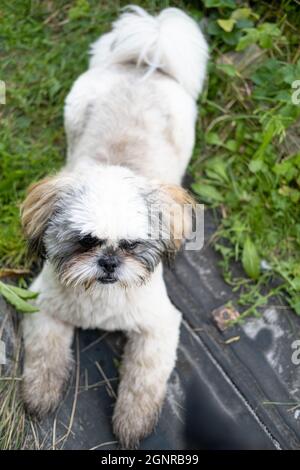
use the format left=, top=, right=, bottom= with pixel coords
left=190, top=0, right=300, bottom=317
left=0, top=319, right=28, bottom=450
left=0, top=0, right=300, bottom=447
left=0, top=0, right=118, bottom=267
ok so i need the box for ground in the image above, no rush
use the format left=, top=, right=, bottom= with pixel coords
left=1, top=0, right=300, bottom=449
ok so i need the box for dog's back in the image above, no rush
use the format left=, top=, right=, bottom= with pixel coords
left=64, top=7, right=208, bottom=184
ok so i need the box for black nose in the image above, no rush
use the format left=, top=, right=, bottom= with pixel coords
left=98, top=256, right=120, bottom=274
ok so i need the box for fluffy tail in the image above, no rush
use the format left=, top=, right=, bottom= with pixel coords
left=89, top=6, right=208, bottom=99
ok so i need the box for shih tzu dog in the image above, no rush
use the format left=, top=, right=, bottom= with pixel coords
left=21, top=6, right=208, bottom=448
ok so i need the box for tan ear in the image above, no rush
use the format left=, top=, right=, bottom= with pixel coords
left=159, top=184, right=196, bottom=250
left=21, top=174, right=66, bottom=256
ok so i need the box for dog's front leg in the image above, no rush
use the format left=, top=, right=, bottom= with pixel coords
left=113, top=307, right=181, bottom=448
left=22, top=312, right=74, bottom=417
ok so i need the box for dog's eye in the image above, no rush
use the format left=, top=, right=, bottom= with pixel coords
left=119, top=239, right=139, bottom=251
left=79, top=234, right=102, bottom=249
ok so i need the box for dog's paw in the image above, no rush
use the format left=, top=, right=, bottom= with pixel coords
left=22, top=363, right=71, bottom=417
left=112, top=394, right=162, bottom=449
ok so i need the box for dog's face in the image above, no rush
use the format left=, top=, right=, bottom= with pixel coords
left=21, top=165, right=194, bottom=289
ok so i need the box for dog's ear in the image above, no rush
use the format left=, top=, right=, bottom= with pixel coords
left=21, top=173, right=69, bottom=257
left=158, top=183, right=196, bottom=252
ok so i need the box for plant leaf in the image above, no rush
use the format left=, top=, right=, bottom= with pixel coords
left=242, top=238, right=260, bottom=280
left=216, top=63, right=237, bottom=77
left=0, top=281, right=39, bottom=313
left=249, top=159, right=264, bottom=173
left=217, top=18, right=236, bottom=33
left=205, top=157, right=229, bottom=183
left=231, top=8, right=252, bottom=20
left=205, top=132, right=223, bottom=146
left=289, top=295, right=300, bottom=315
left=192, top=183, right=224, bottom=203
left=7, top=285, right=39, bottom=300
left=204, top=0, right=236, bottom=8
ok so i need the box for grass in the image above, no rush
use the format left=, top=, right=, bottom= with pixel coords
left=0, top=310, right=30, bottom=449
left=0, top=0, right=300, bottom=449
left=189, top=0, right=300, bottom=317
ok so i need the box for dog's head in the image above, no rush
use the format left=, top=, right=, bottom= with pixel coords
left=21, top=165, right=194, bottom=289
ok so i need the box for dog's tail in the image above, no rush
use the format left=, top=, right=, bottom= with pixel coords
left=89, top=6, right=208, bottom=99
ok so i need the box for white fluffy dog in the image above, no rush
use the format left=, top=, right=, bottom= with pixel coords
left=21, top=6, right=208, bottom=448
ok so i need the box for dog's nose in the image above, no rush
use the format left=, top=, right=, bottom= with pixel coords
left=98, top=256, right=119, bottom=273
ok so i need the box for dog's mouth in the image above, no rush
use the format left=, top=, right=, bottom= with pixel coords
left=98, top=276, right=117, bottom=284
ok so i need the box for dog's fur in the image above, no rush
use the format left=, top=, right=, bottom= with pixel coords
left=21, top=6, right=208, bottom=448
